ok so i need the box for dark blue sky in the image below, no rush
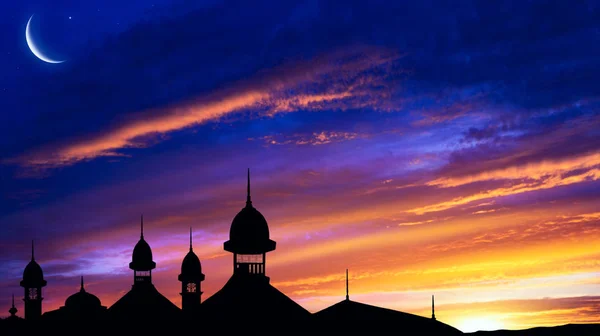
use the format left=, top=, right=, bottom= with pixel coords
left=1, top=1, right=600, bottom=329
left=1, top=0, right=599, bottom=225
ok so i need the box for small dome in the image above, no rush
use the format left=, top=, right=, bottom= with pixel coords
left=178, top=228, right=205, bottom=282
left=21, top=260, right=46, bottom=288
left=129, top=238, right=156, bottom=271
left=23, top=260, right=43, bottom=281
left=20, top=241, right=47, bottom=288
left=179, top=250, right=204, bottom=282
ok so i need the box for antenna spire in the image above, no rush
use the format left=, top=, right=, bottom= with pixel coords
left=9, top=294, right=17, bottom=316
left=246, top=168, right=252, bottom=206
left=189, top=227, right=193, bottom=251
left=345, top=269, right=349, bottom=301
left=31, top=240, right=35, bottom=261
left=432, top=295, right=436, bottom=320
left=80, top=276, right=85, bottom=292
left=140, top=214, right=144, bottom=238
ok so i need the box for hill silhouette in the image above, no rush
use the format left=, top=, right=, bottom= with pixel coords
left=467, top=323, right=600, bottom=336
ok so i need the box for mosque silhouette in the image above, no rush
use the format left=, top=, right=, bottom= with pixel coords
left=1, top=170, right=462, bottom=334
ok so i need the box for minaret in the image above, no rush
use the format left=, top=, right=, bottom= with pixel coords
left=129, top=215, right=156, bottom=286
left=8, top=294, right=17, bottom=317
left=345, top=269, right=349, bottom=301
left=432, top=295, right=436, bottom=320
left=223, top=169, right=276, bottom=279
left=179, top=227, right=205, bottom=312
left=20, top=240, right=47, bottom=320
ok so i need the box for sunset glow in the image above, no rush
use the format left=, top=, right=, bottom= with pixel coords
left=1, top=1, right=599, bottom=333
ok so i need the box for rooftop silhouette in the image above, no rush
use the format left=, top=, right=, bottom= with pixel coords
left=1, top=170, right=463, bottom=334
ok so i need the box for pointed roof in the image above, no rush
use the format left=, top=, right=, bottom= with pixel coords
left=202, top=273, right=310, bottom=326
left=314, top=299, right=462, bottom=334
left=107, top=283, right=181, bottom=320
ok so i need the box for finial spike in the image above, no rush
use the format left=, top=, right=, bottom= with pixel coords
left=141, top=214, right=144, bottom=238
left=246, top=168, right=252, bottom=206
left=12, top=293, right=15, bottom=307
left=189, top=227, right=193, bottom=251
left=432, top=295, right=436, bottom=320
left=80, top=276, right=84, bottom=291
left=31, top=240, right=35, bottom=261
left=345, top=269, right=349, bottom=301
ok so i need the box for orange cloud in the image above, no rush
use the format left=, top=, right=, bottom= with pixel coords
left=428, top=152, right=600, bottom=188
left=408, top=154, right=600, bottom=214
left=6, top=47, right=403, bottom=172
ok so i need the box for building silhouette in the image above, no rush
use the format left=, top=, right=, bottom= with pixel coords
left=107, top=215, right=181, bottom=321
left=42, top=276, right=107, bottom=321
left=20, top=241, right=46, bottom=321
left=179, top=227, right=205, bottom=314
left=1, top=170, right=463, bottom=334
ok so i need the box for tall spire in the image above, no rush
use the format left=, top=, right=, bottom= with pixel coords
left=189, top=227, right=193, bottom=251
left=345, top=269, right=349, bottom=301
left=80, top=276, right=85, bottom=292
left=246, top=168, right=252, bottom=206
left=140, top=214, right=144, bottom=239
left=432, top=295, right=436, bottom=320
left=31, top=240, right=35, bottom=261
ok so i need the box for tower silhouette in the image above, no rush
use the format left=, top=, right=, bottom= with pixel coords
left=108, top=215, right=180, bottom=321
left=223, top=169, right=276, bottom=277
left=129, top=215, right=156, bottom=286
left=202, top=169, right=310, bottom=327
left=178, top=227, right=205, bottom=312
left=20, top=240, right=46, bottom=321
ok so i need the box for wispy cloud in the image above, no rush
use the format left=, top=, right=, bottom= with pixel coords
left=5, top=47, right=403, bottom=174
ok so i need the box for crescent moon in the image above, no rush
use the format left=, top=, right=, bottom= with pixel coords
left=25, top=15, right=66, bottom=64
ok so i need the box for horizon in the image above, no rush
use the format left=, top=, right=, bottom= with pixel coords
left=1, top=1, right=599, bottom=333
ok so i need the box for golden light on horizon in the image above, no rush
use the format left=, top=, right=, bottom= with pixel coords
left=455, top=316, right=506, bottom=333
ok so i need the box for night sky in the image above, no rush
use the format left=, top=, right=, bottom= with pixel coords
left=1, top=0, right=600, bottom=332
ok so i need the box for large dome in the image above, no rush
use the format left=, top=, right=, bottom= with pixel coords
left=224, top=204, right=276, bottom=254
left=129, top=238, right=156, bottom=271
left=65, top=278, right=102, bottom=309
left=65, top=290, right=102, bottom=308
left=230, top=205, right=270, bottom=242
left=223, top=170, right=276, bottom=254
